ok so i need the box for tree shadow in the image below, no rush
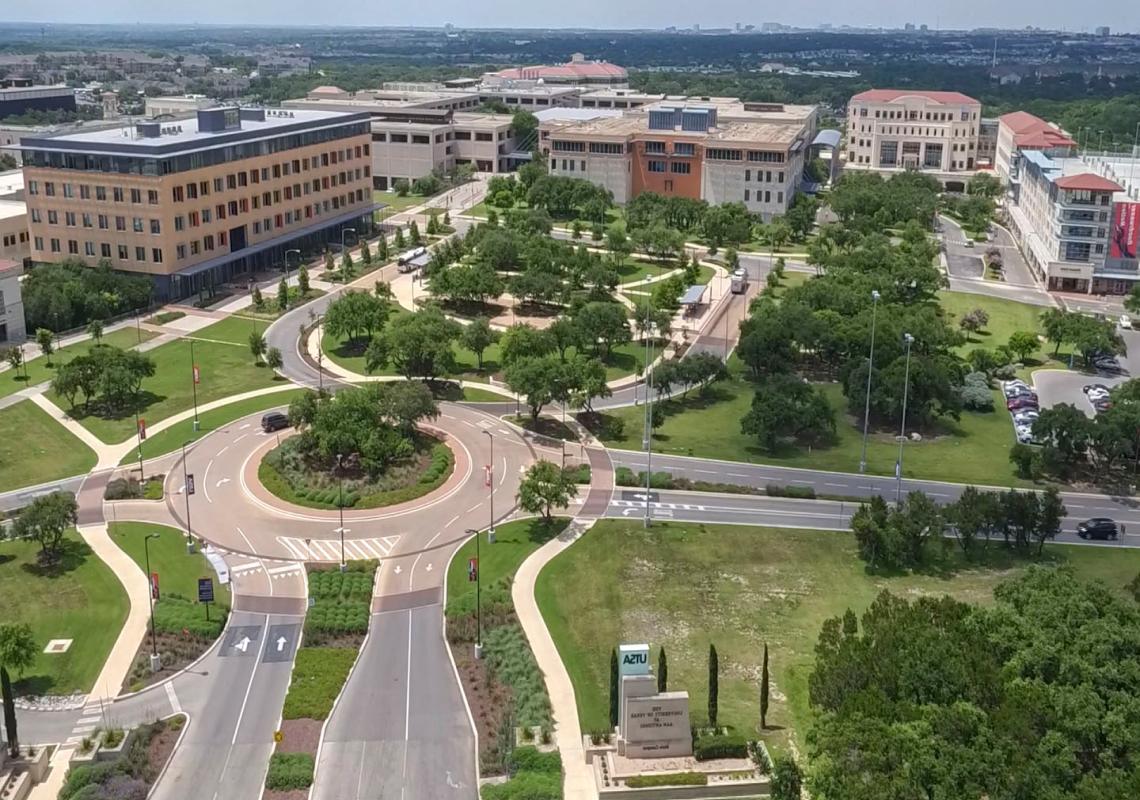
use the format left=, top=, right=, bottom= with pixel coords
left=65, top=391, right=168, bottom=423
left=21, top=537, right=91, bottom=578
left=0, top=553, right=13, bottom=567
left=13, top=674, right=57, bottom=696
left=862, top=539, right=1066, bottom=581
left=524, top=517, right=569, bottom=545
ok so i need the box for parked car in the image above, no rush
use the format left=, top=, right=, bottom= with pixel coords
left=1122, top=314, right=1133, bottom=330
left=1007, top=396, right=1039, bottom=412
left=1012, top=410, right=1039, bottom=425
left=1076, top=518, right=1119, bottom=540
left=1093, top=399, right=1113, bottom=413
left=1083, top=383, right=1110, bottom=395
left=1015, top=427, right=1040, bottom=445
left=261, top=412, right=290, bottom=433
left=1002, top=381, right=1032, bottom=398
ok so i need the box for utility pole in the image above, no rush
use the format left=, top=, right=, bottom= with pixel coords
left=336, top=453, right=346, bottom=572
left=895, top=333, right=915, bottom=505
left=482, top=431, right=495, bottom=537
left=143, top=533, right=161, bottom=672
left=181, top=441, right=195, bottom=552
left=859, top=290, right=881, bottom=473
left=642, top=295, right=655, bottom=529
left=468, top=528, right=483, bottom=659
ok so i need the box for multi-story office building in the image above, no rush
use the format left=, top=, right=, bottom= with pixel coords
left=368, top=111, right=523, bottom=189
left=539, top=102, right=813, bottom=219
left=0, top=257, right=25, bottom=343
left=20, top=106, right=374, bottom=299
left=994, top=110, right=1076, bottom=191
left=0, top=78, right=76, bottom=118
left=1005, top=148, right=1139, bottom=294
left=489, top=53, right=628, bottom=86
left=145, top=94, right=216, bottom=118
left=0, top=170, right=30, bottom=265
left=844, top=89, right=983, bottom=188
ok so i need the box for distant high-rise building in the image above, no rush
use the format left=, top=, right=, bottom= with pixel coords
left=920, top=24, right=929, bottom=32
left=904, top=22, right=916, bottom=31
left=1096, top=26, right=1111, bottom=36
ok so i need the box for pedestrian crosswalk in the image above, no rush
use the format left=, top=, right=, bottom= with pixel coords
left=276, top=535, right=399, bottom=562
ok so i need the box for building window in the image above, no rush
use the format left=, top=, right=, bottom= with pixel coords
left=152, top=248, right=163, bottom=263
left=118, top=245, right=128, bottom=260
left=50, top=238, right=60, bottom=253
left=202, top=209, right=211, bottom=224
left=190, top=241, right=200, bottom=255
left=130, top=188, right=142, bottom=204
left=44, top=182, right=55, bottom=197
left=214, top=178, right=224, bottom=193
left=777, top=191, right=784, bottom=204
left=47, top=210, right=58, bottom=225
left=674, top=142, right=695, bottom=156
left=82, top=213, right=92, bottom=228
left=80, top=185, right=90, bottom=200
left=177, top=244, right=187, bottom=259
left=96, top=186, right=106, bottom=201
left=101, top=243, right=111, bottom=258
left=98, top=214, right=108, bottom=229
left=27, top=180, right=38, bottom=196
left=670, top=162, right=691, bottom=174
left=31, top=209, right=41, bottom=223
left=150, top=220, right=161, bottom=235
left=148, top=190, right=159, bottom=204
left=63, top=184, right=74, bottom=198
left=135, top=246, right=146, bottom=261
left=133, top=217, right=144, bottom=233
left=173, top=186, right=184, bottom=202
left=65, top=212, right=76, bottom=227
left=644, top=141, right=666, bottom=154
left=68, top=240, right=78, bottom=254
left=647, top=160, right=666, bottom=173
left=174, top=216, right=185, bottom=231
left=83, top=241, right=94, bottom=256
left=744, top=189, right=750, bottom=202
left=34, top=236, right=43, bottom=250
left=745, top=169, right=751, bottom=182
left=115, top=216, right=126, bottom=231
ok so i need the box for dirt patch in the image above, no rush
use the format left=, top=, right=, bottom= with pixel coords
left=277, top=719, right=322, bottom=755
left=262, top=790, right=308, bottom=800
left=451, top=643, right=512, bottom=775
left=123, top=630, right=218, bottom=693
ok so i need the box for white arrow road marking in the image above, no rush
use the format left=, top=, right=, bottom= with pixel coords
left=394, top=565, right=403, bottom=574
left=234, top=636, right=251, bottom=653
left=239, top=423, right=251, bottom=430
left=215, top=478, right=231, bottom=488
left=176, top=485, right=185, bottom=494
left=276, top=637, right=287, bottom=652
left=425, top=563, right=433, bottom=572
left=446, top=771, right=462, bottom=789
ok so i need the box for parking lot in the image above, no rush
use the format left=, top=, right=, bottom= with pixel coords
left=1032, top=327, right=1140, bottom=416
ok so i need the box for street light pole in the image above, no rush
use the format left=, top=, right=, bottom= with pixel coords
left=189, top=337, right=200, bottom=432
left=286, top=248, right=302, bottom=307
left=340, top=227, right=357, bottom=264
left=859, top=290, right=881, bottom=473
left=143, top=533, right=160, bottom=671
left=467, top=528, right=483, bottom=659
left=1130, top=122, right=1140, bottom=199
left=895, top=333, right=915, bottom=505
left=133, top=404, right=145, bottom=480
left=181, top=441, right=194, bottom=552
left=316, top=313, right=325, bottom=393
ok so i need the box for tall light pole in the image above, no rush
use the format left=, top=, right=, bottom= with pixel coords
left=642, top=308, right=655, bottom=529
left=143, top=532, right=161, bottom=672
left=1098, top=130, right=1106, bottom=153
left=1130, top=122, right=1140, bottom=198
left=335, top=453, right=346, bottom=572
left=859, top=290, right=881, bottom=473
left=315, top=313, right=325, bottom=393
left=895, top=333, right=915, bottom=505
left=340, top=227, right=357, bottom=263
left=181, top=441, right=195, bottom=552
left=189, top=337, right=200, bottom=432
left=482, top=430, right=495, bottom=538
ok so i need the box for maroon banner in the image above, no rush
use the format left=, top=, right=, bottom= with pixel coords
left=1110, top=202, right=1140, bottom=261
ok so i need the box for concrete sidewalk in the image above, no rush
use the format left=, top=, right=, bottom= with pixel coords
left=512, top=517, right=600, bottom=800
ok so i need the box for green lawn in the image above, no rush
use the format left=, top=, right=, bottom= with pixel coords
left=109, top=522, right=231, bottom=609
left=939, top=291, right=1058, bottom=363
left=0, top=327, right=157, bottom=400
left=0, top=401, right=97, bottom=492
left=445, top=518, right=570, bottom=613
left=52, top=319, right=282, bottom=444
left=768, top=269, right=811, bottom=299
left=616, top=259, right=672, bottom=286
left=596, top=365, right=1026, bottom=487
left=0, top=531, right=129, bottom=695
left=193, top=314, right=271, bottom=346
left=535, top=520, right=1140, bottom=752
left=374, top=190, right=429, bottom=212
left=119, top=388, right=306, bottom=465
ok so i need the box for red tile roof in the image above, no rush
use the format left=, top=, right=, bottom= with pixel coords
left=999, top=111, right=1076, bottom=149
left=851, top=88, right=980, bottom=105
left=1054, top=174, right=1122, bottom=192
left=496, top=61, right=627, bottom=81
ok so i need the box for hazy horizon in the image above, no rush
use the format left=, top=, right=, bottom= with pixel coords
left=0, top=1, right=1137, bottom=36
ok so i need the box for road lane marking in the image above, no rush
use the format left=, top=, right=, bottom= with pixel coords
left=266, top=563, right=303, bottom=576
left=447, top=515, right=459, bottom=527
left=165, top=681, right=181, bottom=714
left=466, top=503, right=481, bottom=513
left=203, top=458, right=214, bottom=503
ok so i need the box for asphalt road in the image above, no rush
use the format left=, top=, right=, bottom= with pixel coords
left=312, top=606, right=476, bottom=800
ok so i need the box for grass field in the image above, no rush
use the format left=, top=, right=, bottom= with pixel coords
left=535, top=520, right=1140, bottom=752
left=374, top=190, right=428, bottom=212
left=0, top=400, right=97, bottom=492
left=0, top=327, right=157, bottom=400
left=118, top=388, right=305, bottom=465
left=595, top=364, right=1025, bottom=487
left=0, top=531, right=129, bottom=695
left=109, top=522, right=231, bottom=610
left=939, top=291, right=1061, bottom=364
left=445, top=517, right=570, bottom=612
left=53, top=320, right=281, bottom=444
left=192, top=314, right=271, bottom=346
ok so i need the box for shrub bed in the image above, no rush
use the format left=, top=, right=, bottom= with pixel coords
left=483, top=623, right=553, bottom=731
left=481, top=746, right=563, bottom=800
left=304, top=561, right=377, bottom=646
left=693, top=732, right=749, bottom=761
left=612, top=466, right=818, bottom=499
left=104, top=474, right=165, bottom=501
left=281, top=647, right=359, bottom=721
left=259, top=437, right=453, bottom=510
left=153, top=593, right=226, bottom=637
left=59, top=717, right=177, bottom=800
left=626, top=772, right=708, bottom=788
left=265, top=752, right=315, bottom=791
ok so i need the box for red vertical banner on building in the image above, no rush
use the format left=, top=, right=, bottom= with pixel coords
left=150, top=572, right=160, bottom=601
left=468, top=558, right=478, bottom=582
left=138, top=418, right=147, bottom=440
left=1110, top=202, right=1140, bottom=261
left=193, top=364, right=200, bottom=384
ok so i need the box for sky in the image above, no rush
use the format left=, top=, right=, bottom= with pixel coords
left=4, top=1, right=1138, bottom=34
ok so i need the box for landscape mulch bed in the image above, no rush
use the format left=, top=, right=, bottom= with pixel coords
left=451, top=643, right=512, bottom=775
left=277, top=719, right=322, bottom=755
left=262, top=790, right=308, bottom=800
left=146, top=716, right=184, bottom=778
left=123, top=630, right=216, bottom=693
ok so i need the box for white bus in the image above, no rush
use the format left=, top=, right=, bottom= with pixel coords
left=397, top=246, right=428, bottom=272
left=730, top=268, right=748, bottom=294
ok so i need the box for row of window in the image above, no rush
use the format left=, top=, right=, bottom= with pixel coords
left=744, top=189, right=784, bottom=205
left=373, top=130, right=506, bottom=144
left=23, top=124, right=370, bottom=177
left=172, top=161, right=366, bottom=202
left=31, top=209, right=162, bottom=234
left=35, top=236, right=164, bottom=264
left=1, top=231, right=28, bottom=248
left=647, top=160, right=692, bottom=174
left=27, top=182, right=161, bottom=204
left=856, top=108, right=975, bottom=122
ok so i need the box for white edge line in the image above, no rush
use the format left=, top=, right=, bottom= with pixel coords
left=440, top=529, right=481, bottom=790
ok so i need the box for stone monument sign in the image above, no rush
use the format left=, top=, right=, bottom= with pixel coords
left=615, top=643, right=692, bottom=758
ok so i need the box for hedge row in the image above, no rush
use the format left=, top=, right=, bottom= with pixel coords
left=481, top=747, right=562, bottom=800
left=308, top=567, right=376, bottom=600
left=153, top=594, right=225, bottom=638
left=693, top=732, right=749, bottom=761
left=265, top=752, right=314, bottom=791
left=626, top=772, right=708, bottom=788
left=613, top=466, right=817, bottom=499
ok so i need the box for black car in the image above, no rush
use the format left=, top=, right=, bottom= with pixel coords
left=261, top=412, right=289, bottom=433
left=1076, top=518, right=1119, bottom=540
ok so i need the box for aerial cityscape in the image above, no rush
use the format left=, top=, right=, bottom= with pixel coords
left=2, top=12, right=1140, bottom=800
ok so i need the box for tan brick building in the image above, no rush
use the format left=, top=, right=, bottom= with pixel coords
left=20, top=107, right=374, bottom=299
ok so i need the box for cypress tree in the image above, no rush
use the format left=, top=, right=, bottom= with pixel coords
left=760, top=642, right=770, bottom=730
left=657, top=647, right=668, bottom=693
left=609, top=648, right=620, bottom=729
left=708, top=644, right=719, bottom=730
